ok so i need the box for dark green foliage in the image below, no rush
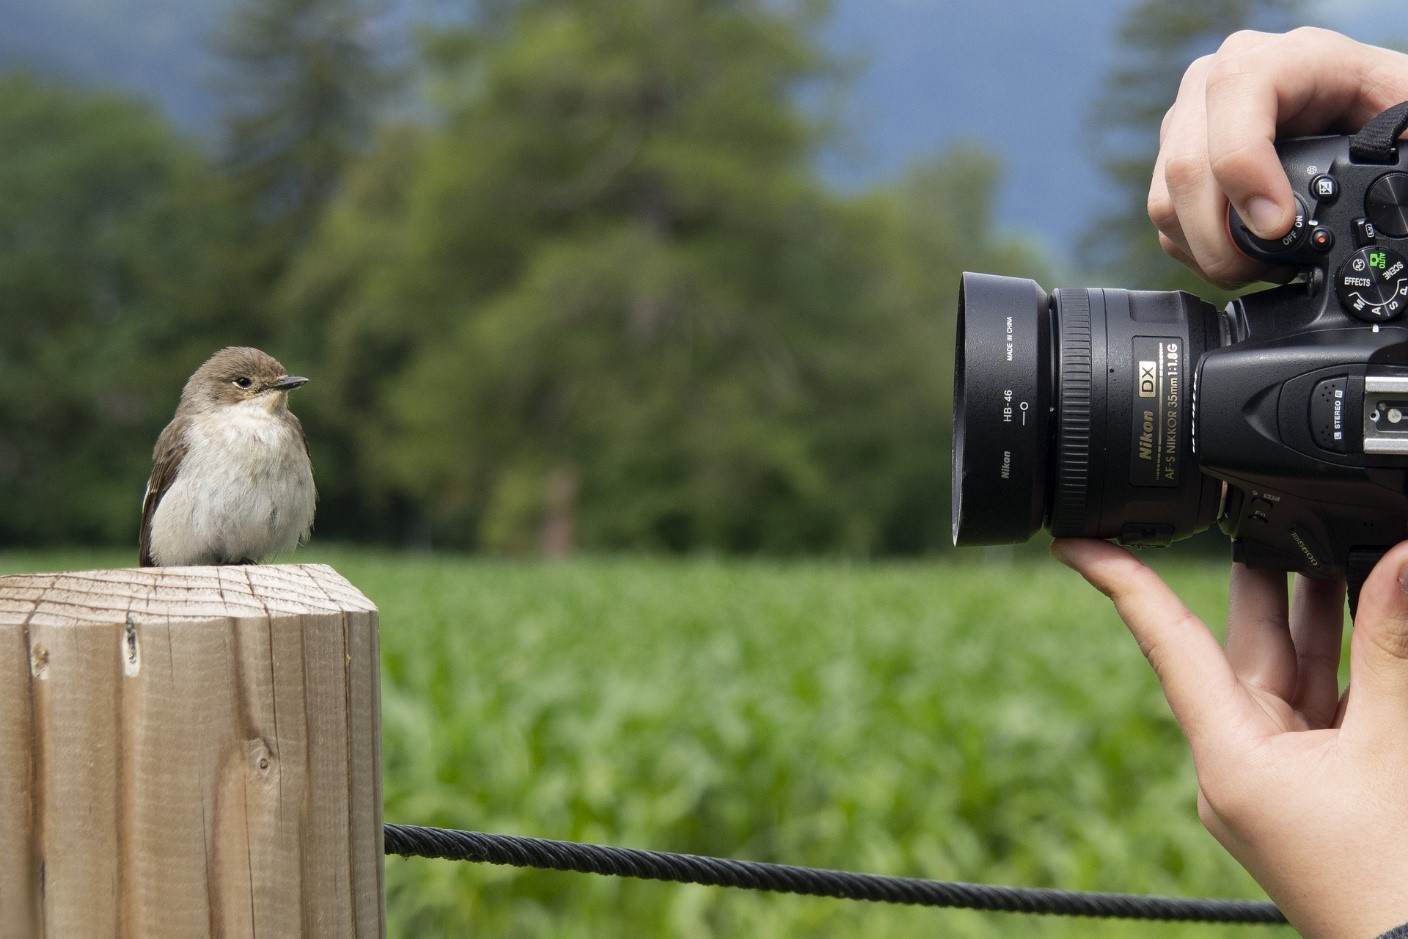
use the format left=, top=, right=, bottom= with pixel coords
left=0, top=74, right=255, bottom=547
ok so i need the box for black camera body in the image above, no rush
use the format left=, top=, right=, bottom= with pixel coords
left=1209, top=130, right=1408, bottom=578
left=952, top=103, right=1408, bottom=588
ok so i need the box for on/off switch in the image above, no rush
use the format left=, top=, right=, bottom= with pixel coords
left=1309, top=376, right=1350, bottom=452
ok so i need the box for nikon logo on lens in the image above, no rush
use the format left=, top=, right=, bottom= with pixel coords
left=951, top=273, right=1222, bottom=548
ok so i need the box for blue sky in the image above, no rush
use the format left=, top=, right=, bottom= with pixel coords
left=822, top=0, right=1126, bottom=254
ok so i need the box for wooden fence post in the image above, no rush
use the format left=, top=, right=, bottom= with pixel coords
left=0, top=563, right=384, bottom=938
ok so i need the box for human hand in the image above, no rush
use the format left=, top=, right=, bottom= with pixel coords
left=1053, top=537, right=1408, bottom=939
left=1150, top=28, right=1408, bottom=287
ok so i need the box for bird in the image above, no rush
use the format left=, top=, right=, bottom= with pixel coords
left=139, top=346, right=316, bottom=567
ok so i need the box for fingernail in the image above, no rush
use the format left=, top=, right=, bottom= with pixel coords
left=1398, top=562, right=1408, bottom=597
left=1244, top=196, right=1285, bottom=238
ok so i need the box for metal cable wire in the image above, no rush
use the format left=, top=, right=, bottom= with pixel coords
left=383, top=823, right=1287, bottom=925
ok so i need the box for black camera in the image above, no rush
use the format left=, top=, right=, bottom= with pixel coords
left=952, top=103, right=1408, bottom=596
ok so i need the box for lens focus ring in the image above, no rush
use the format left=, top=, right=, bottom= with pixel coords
left=1051, top=289, right=1093, bottom=536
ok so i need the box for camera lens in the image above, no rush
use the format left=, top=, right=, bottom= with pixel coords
left=952, top=273, right=1224, bottom=547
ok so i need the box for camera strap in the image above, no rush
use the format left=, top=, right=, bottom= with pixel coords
left=1349, top=101, right=1408, bottom=164
left=1346, top=547, right=1388, bottom=621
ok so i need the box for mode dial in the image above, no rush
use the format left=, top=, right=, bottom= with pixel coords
left=1366, top=172, right=1408, bottom=238
left=1336, top=246, right=1408, bottom=322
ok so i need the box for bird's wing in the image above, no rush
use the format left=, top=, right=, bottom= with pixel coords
left=139, top=418, right=189, bottom=567
left=288, top=409, right=318, bottom=544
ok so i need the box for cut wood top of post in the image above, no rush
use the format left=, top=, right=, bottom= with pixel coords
left=0, top=564, right=376, bottom=628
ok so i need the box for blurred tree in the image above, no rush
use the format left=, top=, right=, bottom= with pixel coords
left=271, top=124, right=431, bottom=546
left=1082, top=0, right=1304, bottom=293
left=0, top=74, right=257, bottom=547
left=282, top=0, right=1049, bottom=554
left=285, top=0, right=844, bottom=551
left=215, top=0, right=390, bottom=259
left=839, top=149, right=1053, bottom=551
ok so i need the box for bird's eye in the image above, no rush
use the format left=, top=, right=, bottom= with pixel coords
left=233, top=377, right=253, bottom=389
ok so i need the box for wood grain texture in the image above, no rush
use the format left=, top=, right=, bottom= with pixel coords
left=0, top=564, right=384, bottom=939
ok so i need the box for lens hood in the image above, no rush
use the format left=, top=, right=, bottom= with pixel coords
left=952, top=273, right=1053, bottom=545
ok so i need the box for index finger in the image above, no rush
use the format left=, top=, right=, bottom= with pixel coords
left=1051, top=538, right=1245, bottom=754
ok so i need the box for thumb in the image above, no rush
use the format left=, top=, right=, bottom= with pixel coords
left=1345, top=541, right=1408, bottom=736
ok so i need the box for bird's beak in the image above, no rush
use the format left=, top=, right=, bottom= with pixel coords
left=270, top=375, right=309, bottom=391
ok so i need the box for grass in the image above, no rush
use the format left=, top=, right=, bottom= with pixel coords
left=0, top=546, right=1284, bottom=937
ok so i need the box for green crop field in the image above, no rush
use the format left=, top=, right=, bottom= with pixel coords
left=0, top=548, right=1286, bottom=937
